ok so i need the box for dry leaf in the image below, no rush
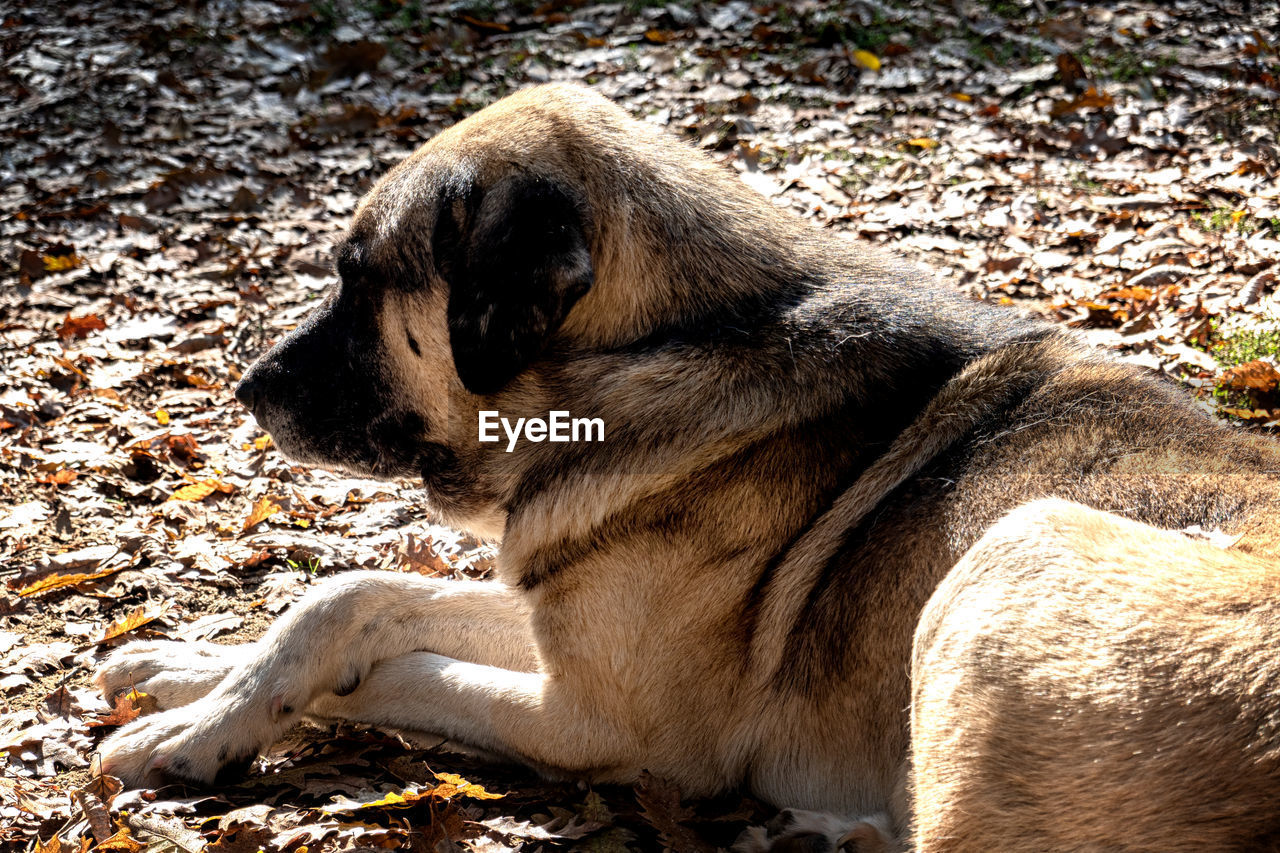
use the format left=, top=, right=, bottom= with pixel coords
left=634, top=771, right=715, bottom=853
left=851, top=49, right=880, bottom=71
left=169, top=478, right=235, bottom=502
left=1049, top=86, right=1114, bottom=117
left=95, top=601, right=171, bottom=644
left=34, top=833, right=64, bottom=853
left=44, top=253, right=82, bottom=272
left=1220, top=360, right=1280, bottom=393
left=72, top=787, right=113, bottom=844
left=15, top=564, right=124, bottom=597
left=56, top=314, right=107, bottom=340
left=36, top=468, right=78, bottom=486
left=95, top=829, right=144, bottom=853
left=87, top=690, right=147, bottom=728
left=432, top=772, right=504, bottom=800
left=242, top=495, right=282, bottom=531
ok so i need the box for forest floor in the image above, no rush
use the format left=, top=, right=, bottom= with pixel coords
left=2, top=0, right=1279, bottom=850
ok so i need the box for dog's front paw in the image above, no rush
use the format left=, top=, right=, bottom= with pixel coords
left=97, top=699, right=269, bottom=788
left=95, top=640, right=248, bottom=710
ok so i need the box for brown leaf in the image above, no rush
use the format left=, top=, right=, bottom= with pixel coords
left=634, top=771, right=716, bottom=853
left=72, top=788, right=113, bottom=844
left=95, top=601, right=171, bottom=644
left=56, top=314, right=107, bottom=340
left=242, top=496, right=282, bottom=531
left=459, top=14, right=509, bottom=32
left=36, top=468, right=78, bottom=486
left=1056, top=52, right=1087, bottom=89
left=83, top=773, right=124, bottom=807
left=14, top=564, right=124, bottom=597
left=87, top=690, right=147, bottom=729
left=396, top=533, right=453, bottom=577
left=1220, top=360, right=1280, bottom=393
left=1049, top=86, right=1114, bottom=117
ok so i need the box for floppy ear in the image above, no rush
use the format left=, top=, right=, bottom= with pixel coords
left=435, top=174, right=594, bottom=395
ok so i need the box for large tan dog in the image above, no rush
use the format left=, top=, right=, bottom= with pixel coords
left=95, top=84, right=1280, bottom=851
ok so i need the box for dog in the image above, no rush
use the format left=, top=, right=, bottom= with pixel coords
left=95, top=83, right=1280, bottom=851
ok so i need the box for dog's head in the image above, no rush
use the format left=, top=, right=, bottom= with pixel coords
left=235, top=83, right=802, bottom=535
left=234, top=86, right=619, bottom=533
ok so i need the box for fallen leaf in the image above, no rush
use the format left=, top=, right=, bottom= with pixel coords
left=14, top=564, right=125, bottom=597
left=87, top=691, right=146, bottom=728
left=72, top=787, right=113, bottom=844
left=1056, top=52, right=1087, bottom=89
left=243, top=496, right=282, bottom=531
left=56, top=314, right=107, bottom=340
left=169, top=478, right=236, bottom=502
left=1220, top=360, right=1280, bottom=393
left=1050, top=86, right=1114, bottom=117
left=34, top=833, right=63, bottom=853
left=431, top=772, right=504, bottom=801
left=95, top=829, right=143, bottom=853
left=634, top=772, right=715, bottom=853
left=154, top=409, right=170, bottom=425
left=95, top=601, right=171, bottom=644
left=44, top=253, right=82, bottom=272
left=35, top=468, right=78, bottom=486
left=851, top=49, right=880, bottom=71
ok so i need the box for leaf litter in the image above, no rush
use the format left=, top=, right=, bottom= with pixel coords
left=2, top=0, right=1278, bottom=849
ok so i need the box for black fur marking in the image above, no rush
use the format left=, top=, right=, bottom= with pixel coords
left=406, top=328, right=421, bottom=357
left=767, top=809, right=799, bottom=836
left=440, top=174, right=594, bottom=395
left=213, top=752, right=257, bottom=786
left=335, top=236, right=368, bottom=285
left=779, top=364, right=1049, bottom=697
left=769, top=833, right=838, bottom=853
left=334, top=670, right=362, bottom=696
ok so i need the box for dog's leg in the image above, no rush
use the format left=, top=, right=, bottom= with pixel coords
left=102, top=645, right=635, bottom=787
left=305, top=650, right=631, bottom=769
left=96, top=572, right=536, bottom=785
left=96, top=575, right=532, bottom=711
left=95, top=640, right=254, bottom=710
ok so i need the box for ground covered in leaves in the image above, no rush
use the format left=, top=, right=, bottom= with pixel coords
left=2, top=0, right=1279, bottom=849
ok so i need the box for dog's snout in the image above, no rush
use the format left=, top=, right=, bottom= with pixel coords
left=234, top=375, right=261, bottom=414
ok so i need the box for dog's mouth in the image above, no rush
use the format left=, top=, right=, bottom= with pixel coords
left=244, top=400, right=431, bottom=483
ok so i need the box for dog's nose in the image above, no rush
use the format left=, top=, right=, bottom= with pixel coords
left=234, top=376, right=260, bottom=414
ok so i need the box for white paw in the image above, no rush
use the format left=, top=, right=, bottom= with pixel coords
left=95, top=641, right=249, bottom=710
left=734, top=809, right=897, bottom=853
left=97, top=692, right=283, bottom=788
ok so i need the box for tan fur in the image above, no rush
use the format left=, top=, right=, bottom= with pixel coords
left=93, top=84, right=1280, bottom=851
left=912, top=500, right=1280, bottom=852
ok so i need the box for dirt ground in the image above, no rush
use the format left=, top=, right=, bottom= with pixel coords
left=2, top=0, right=1278, bottom=850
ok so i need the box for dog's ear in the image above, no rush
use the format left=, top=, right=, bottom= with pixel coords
left=434, top=174, right=594, bottom=395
